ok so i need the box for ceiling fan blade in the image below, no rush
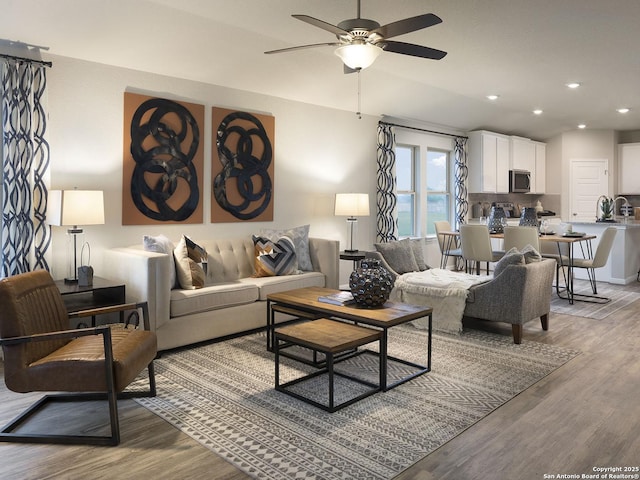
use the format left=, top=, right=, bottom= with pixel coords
left=382, top=40, right=447, bottom=60
left=372, top=13, right=443, bottom=39
left=265, top=42, right=341, bottom=55
left=292, top=14, right=349, bottom=36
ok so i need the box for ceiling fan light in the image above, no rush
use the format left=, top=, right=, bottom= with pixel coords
left=335, top=43, right=382, bottom=70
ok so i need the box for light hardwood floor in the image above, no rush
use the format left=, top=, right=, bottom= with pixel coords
left=1, top=281, right=639, bottom=480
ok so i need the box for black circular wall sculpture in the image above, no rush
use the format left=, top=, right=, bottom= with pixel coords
left=130, top=98, right=200, bottom=221
left=213, top=111, right=272, bottom=220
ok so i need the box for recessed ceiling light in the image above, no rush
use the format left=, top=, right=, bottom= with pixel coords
left=533, top=109, right=543, bottom=115
left=566, top=82, right=581, bottom=89
left=578, top=124, right=587, bottom=129
left=617, top=108, right=630, bottom=114
left=486, top=94, right=499, bottom=101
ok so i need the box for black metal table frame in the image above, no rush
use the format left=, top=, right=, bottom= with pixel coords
left=274, top=328, right=382, bottom=413
left=267, top=299, right=432, bottom=392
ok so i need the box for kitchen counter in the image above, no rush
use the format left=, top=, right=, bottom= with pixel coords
left=571, top=218, right=640, bottom=227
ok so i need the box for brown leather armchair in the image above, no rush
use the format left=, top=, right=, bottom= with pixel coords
left=0, top=270, right=157, bottom=446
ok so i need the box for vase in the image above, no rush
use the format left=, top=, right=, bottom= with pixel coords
left=349, top=258, right=394, bottom=308
left=487, top=206, right=506, bottom=233
left=519, top=207, right=539, bottom=227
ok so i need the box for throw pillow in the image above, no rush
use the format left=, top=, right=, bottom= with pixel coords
left=521, top=244, right=542, bottom=263
left=493, top=247, right=524, bottom=277
left=174, top=235, right=206, bottom=289
left=143, top=234, right=177, bottom=289
left=410, top=238, right=429, bottom=271
left=260, top=224, right=312, bottom=271
left=252, top=235, right=298, bottom=277
left=374, top=238, right=420, bottom=274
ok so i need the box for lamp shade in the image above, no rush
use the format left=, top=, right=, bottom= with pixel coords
left=48, top=190, right=105, bottom=226
left=334, top=43, right=382, bottom=70
left=335, top=193, right=370, bottom=217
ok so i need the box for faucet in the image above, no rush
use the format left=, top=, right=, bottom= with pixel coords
left=613, top=196, right=631, bottom=219
left=596, top=195, right=631, bottom=221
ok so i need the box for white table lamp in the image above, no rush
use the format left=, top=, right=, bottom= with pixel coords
left=335, top=193, right=370, bottom=253
left=48, top=189, right=105, bottom=283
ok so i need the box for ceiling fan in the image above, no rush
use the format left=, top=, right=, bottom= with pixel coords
left=264, top=0, right=447, bottom=72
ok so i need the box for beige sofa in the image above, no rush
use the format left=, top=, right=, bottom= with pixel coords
left=104, top=236, right=339, bottom=351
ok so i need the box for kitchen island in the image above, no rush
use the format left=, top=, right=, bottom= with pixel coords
left=569, top=219, right=640, bottom=284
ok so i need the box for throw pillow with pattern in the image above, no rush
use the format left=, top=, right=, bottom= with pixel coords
left=252, top=235, right=298, bottom=277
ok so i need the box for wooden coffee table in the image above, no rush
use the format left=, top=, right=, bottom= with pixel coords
left=267, top=286, right=433, bottom=391
left=275, top=319, right=382, bottom=412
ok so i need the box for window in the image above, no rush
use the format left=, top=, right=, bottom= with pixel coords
left=396, top=145, right=416, bottom=237
left=395, top=142, right=453, bottom=238
left=425, top=150, right=451, bottom=236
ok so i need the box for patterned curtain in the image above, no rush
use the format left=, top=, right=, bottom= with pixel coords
left=453, top=136, right=468, bottom=230
left=1, top=59, right=51, bottom=278
left=376, top=123, right=397, bottom=242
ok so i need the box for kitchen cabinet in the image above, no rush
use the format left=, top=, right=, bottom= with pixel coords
left=618, top=143, right=640, bottom=194
left=533, top=141, right=546, bottom=194
left=468, top=131, right=510, bottom=193
left=510, top=136, right=536, bottom=173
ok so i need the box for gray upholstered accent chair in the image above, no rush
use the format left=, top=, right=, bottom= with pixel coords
left=463, top=258, right=556, bottom=344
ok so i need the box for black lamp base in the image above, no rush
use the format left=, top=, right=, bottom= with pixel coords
left=344, top=248, right=359, bottom=253
left=64, top=277, right=78, bottom=285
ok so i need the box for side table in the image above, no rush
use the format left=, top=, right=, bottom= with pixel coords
left=55, top=276, right=126, bottom=328
left=340, top=251, right=366, bottom=270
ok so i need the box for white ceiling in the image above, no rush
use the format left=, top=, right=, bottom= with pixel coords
left=3, top=0, right=640, bottom=141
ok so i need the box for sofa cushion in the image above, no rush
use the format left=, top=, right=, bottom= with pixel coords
left=493, top=247, right=525, bottom=277
left=170, top=282, right=259, bottom=318
left=174, top=236, right=207, bottom=289
left=260, top=224, right=313, bottom=271
left=374, top=238, right=420, bottom=274
left=143, top=234, right=177, bottom=289
left=239, top=271, right=325, bottom=300
left=252, top=235, right=298, bottom=277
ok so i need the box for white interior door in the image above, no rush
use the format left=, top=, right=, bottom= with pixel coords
left=570, top=159, right=609, bottom=221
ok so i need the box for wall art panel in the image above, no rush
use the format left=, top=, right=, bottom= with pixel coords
left=123, top=92, right=204, bottom=225
left=211, top=107, right=274, bottom=223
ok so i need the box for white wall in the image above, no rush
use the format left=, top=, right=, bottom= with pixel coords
left=45, top=55, right=378, bottom=286
left=545, top=129, right=617, bottom=220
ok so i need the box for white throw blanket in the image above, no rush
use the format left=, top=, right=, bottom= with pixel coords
left=391, top=269, right=491, bottom=334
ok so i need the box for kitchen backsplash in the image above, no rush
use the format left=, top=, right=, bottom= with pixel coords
left=468, top=193, right=561, bottom=219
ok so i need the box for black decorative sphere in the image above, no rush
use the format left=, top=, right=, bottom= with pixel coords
left=349, top=258, right=394, bottom=308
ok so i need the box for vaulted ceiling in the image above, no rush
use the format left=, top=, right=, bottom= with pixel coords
left=3, top=0, right=640, bottom=141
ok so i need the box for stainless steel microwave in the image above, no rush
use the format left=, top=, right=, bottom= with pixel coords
left=509, top=170, right=531, bottom=193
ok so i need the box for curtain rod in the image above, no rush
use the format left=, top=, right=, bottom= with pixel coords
left=379, top=121, right=468, bottom=139
left=0, top=53, right=52, bottom=68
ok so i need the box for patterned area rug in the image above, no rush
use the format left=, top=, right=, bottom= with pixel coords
left=550, top=279, right=640, bottom=319
left=134, top=326, right=578, bottom=480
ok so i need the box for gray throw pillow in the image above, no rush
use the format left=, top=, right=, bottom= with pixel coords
left=260, top=224, right=312, bottom=271
left=143, top=234, right=177, bottom=289
left=410, top=238, right=429, bottom=271
left=493, top=247, right=524, bottom=277
left=521, top=244, right=542, bottom=263
left=374, top=239, right=420, bottom=274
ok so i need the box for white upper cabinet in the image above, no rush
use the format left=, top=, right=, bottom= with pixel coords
left=619, top=143, right=640, bottom=194
left=468, top=131, right=510, bottom=193
left=509, top=136, right=546, bottom=194
left=533, top=141, right=546, bottom=194
left=510, top=136, right=536, bottom=172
